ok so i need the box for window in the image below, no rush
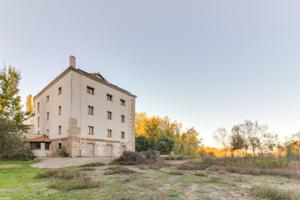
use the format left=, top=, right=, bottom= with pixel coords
left=58, top=87, right=62, bottom=95
left=88, top=106, right=94, bottom=115
left=121, top=115, right=125, bottom=123
left=107, top=111, right=112, bottom=120
left=37, top=102, right=40, bottom=113
left=58, top=126, right=62, bottom=135
left=120, top=99, right=125, bottom=106
left=58, top=143, right=62, bottom=149
left=88, top=126, right=94, bottom=135
left=107, top=94, right=113, bottom=101
left=121, top=132, right=125, bottom=139
left=37, top=117, right=40, bottom=127
left=107, top=129, right=112, bottom=137
left=47, top=129, right=49, bottom=134
left=87, top=86, right=94, bottom=95
left=58, top=106, right=62, bottom=115
left=45, top=143, right=50, bottom=150
left=46, top=112, right=49, bottom=120
left=38, top=131, right=40, bottom=134
left=30, top=142, right=41, bottom=150
left=46, top=95, right=49, bottom=102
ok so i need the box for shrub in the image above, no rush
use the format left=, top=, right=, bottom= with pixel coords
left=167, top=171, right=184, bottom=176
left=48, top=176, right=99, bottom=191
left=252, top=186, right=293, bottom=200
left=142, top=150, right=160, bottom=161
left=112, top=151, right=146, bottom=165
left=80, top=162, right=106, bottom=167
left=55, top=147, right=69, bottom=157
left=36, top=169, right=80, bottom=179
left=104, top=166, right=137, bottom=175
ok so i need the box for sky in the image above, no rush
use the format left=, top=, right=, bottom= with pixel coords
left=0, top=0, right=300, bottom=146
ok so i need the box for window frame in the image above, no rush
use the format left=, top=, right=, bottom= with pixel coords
left=120, top=99, right=126, bottom=106
left=107, top=129, right=112, bottom=137
left=107, top=94, right=113, bottom=101
left=88, top=126, right=94, bottom=135
left=121, top=131, right=125, bottom=139
left=88, top=105, right=94, bottom=115
left=58, top=87, right=62, bottom=95
left=107, top=111, right=112, bottom=120
left=87, top=86, right=95, bottom=95
left=58, top=125, right=62, bottom=135
left=121, top=115, right=125, bottom=123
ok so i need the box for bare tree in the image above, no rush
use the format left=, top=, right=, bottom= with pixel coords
left=213, top=128, right=229, bottom=157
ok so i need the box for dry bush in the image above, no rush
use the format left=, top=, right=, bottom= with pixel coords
left=111, top=151, right=147, bottom=165
left=208, top=165, right=300, bottom=179
left=104, top=166, right=137, bottom=175
left=48, top=175, right=99, bottom=191
left=251, top=186, right=295, bottom=200
left=80, top=162, right=106, bottom=167
left=36, top=169, right=81, bottom=179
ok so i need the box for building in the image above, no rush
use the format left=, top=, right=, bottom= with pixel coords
left=25, top=56, right=136, bottom=157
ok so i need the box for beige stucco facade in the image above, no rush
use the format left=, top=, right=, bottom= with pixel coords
left=27, top=56, right=136, bottom=157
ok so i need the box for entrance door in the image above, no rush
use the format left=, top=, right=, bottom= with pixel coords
left=86, top=143, right=95, bottom=157
left=105, top=144, right=113, bottom=157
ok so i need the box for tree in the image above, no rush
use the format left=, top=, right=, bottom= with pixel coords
left=25, top=94, right=34, bottom=116
left=260, top=132, right=279, bottom=154
left=0, top=117, right=34, bottom=159
left=136, top=136, right=150, bottom=152
left=230, top=126, right=245, bottom=157
left=0, top=65, right=24, bottom=126
left=238, top=120, right=262, bottom=157
left=175, top=128, right=201, bottom=157
left=213, top=128, right=229, bottom=157
left=156, top=135, right=174, bottom=155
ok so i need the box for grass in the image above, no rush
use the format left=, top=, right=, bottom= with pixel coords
left=104, top=166, right=137, bottom=175
left=1, top=160, right=300, bottom=200
left=251, top=186, right=295, bottom=200
left=167, top=170, right=184, bottom=176
left=80, top=162, right=106, bottom=167
left=48, top=176, right=100, bottom=191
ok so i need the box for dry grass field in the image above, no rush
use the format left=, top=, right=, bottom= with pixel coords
left=1, top=159, right=300, bottom=200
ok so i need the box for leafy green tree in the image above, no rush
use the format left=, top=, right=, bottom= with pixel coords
left=156, top=135, right=174, bottom=155
left=0, top=65, right=24, bottom=126
left=136, top=136, right=150, bottom=152
left=0, top=117, right=34, bottom=159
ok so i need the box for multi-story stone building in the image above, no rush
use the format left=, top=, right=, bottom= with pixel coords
left=25, top=56, right=136, bottom=157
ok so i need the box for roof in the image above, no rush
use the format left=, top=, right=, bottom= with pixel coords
left=25, top=134, right=50, bottom=142
left=34, top=66, right=137, bottom=100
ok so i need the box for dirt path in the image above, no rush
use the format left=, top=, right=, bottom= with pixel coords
left=32, top=157, right=113, bottom=168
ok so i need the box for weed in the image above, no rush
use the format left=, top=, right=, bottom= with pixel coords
left=104, top=166, right=137, bottom=175
left=167, top=171, right=184, bottom=176
left=48, top=176, right=99, bottom=191
left=252, top=186, right=293, bottom=200
left=80, top=162, right=106, bottom=167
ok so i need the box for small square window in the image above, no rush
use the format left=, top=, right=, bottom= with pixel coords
left=46, top=112, right=50, bottom=120
left=88, top=126, right=94, bottom=135
left=58, top=87, right=62, bottom=95
left=121, top=132, right=125, bottom=139
left=107, top=129, right=112, bottom=137
left=58, top=143, right=62, bottom=149
left=107, top=111, right=112, bottom=120
left=87, top=86, right=95, bottom=95
left=46, top=95, right=49, bottom=102
left=88, top=106, right=94, bottom=115
left=47, top=129, right=49, bottom=134
left=107, top=94, right=113, bottom=101
left=58, top=126, right=62, bottom=135
left=38, top=117, right=40, bottom=127
left=121, top=115, right=125, bottom=123
left=120, top=99, right=125, bottom=106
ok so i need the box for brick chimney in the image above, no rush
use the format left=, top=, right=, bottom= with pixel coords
left=69, top=55, right=76, bottom=68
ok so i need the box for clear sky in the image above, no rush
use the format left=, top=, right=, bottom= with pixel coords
left=1, top=0, right=300, bottom=146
